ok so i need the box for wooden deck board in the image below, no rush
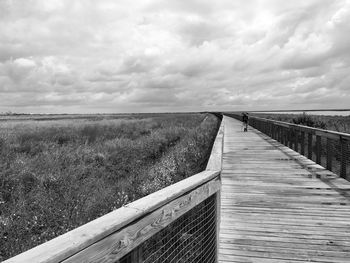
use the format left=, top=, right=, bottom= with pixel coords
left=218, top=116, right=350, bottom=263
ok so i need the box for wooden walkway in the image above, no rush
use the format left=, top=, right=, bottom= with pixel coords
left=218, top=116, right=350, bottom=263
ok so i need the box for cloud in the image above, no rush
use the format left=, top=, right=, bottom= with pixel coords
left=0, top=0, right=350, bottom=113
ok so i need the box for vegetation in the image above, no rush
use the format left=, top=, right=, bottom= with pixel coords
left=0, top=113, right=220, bottom=260
left=256, top=113, right=350, bottom=133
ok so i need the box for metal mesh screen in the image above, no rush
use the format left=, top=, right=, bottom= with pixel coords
left=327, top=138, right=350, bottom=179
left=344, top=140, right=350, bottom=179
left=119, top=193, right=217, bottom=263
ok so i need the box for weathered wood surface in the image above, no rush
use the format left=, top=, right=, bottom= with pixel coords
left=219, top=116, right=350, bottom=263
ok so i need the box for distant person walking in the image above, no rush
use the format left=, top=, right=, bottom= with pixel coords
left=242, top=112, right=249, bottom=132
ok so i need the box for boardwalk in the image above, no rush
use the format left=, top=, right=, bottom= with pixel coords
left=219, top=116, right=350, bottom=263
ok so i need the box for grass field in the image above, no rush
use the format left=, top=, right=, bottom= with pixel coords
left=255, top=113, right=350, bottom=134
left=0, top=113, right=221, bottom=260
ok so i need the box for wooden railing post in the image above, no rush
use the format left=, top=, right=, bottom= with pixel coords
left=270, top=123, right=273, bottom=137
left=130, top=247, right=143, bottom=263
left=281, top=127, right=284, bottom=145
left=271, top=124, right=274, bottom=139
left=326, top=138, right=332, bottom=171
left=308, top=133, right=313, bottom=160
left=280, top=127, right=283, bottom=144
left=341, top=138, right=347, bottom=179
left=301, top=131, right=305, bottom=155
left=316, top=135, right=321, bottom=164
left=263, top=121, right=266, bottom=133
left=294, top=128, right=299, bottom=152
left=288, top=129, right=293, bottom=149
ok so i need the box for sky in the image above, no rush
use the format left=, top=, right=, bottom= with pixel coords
left=0, top=0, right=350, bottom=113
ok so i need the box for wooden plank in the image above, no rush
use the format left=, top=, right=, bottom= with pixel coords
left=220, top=212, right=350, bottom=224
left=220, top=217, right=350, bottom=229
left=219, top=254, right=310, bottom=263
left=220, top=243, right=350, bottom=258
left=219, top=246, right=350, bottom=262
left=220, top=233, right=350, bottom=247
left=220, top=229, right=350, bottom=242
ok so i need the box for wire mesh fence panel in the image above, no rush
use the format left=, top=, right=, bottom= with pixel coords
left=296, top=130, right=304, bottom=156
left=310, top=134, right=317, bottom=164
left=319, top=136, right=327, bottom=169
left=346, top=140, right=350, bottom=180
left=345, top=140, right=350, bottom=180
left=317, top=136, right=334, bottom=170
left=119, top=194, right=217, bottom=263
left=338, top=139, right=350, bottom=180
left=328, top=138, right=342, bottom=177
left=294, top=129, right=299, bottom=153
left=300, top=131, right=305, bottom=155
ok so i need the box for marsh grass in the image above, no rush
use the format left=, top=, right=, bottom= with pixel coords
left=0, top=113, right=220, bottom=260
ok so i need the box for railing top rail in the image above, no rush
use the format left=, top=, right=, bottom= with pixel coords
left=249, top=115, right=350, bottom=141
left=206, top=116, right=224, bottom=171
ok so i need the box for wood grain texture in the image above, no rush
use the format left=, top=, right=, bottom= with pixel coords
left=218, top=116, right=350, bottom=263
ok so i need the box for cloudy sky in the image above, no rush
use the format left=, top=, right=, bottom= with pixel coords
left=1, top=0, right=350, bottom=113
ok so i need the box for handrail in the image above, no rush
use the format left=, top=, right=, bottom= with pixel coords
left=206, top=117, right=224, bottom=171
left=226, top=113, right=349, bottom=180
left=251, top=116, right=350, bottom=141
left=4, top=116, right=224, bottom=263
left=225, top=113, right=350, bottom=141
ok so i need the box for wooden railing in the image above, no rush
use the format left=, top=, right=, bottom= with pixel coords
left=4, top=119, right=224, bottom=263
left=226, top=113, right=350, bottom=180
